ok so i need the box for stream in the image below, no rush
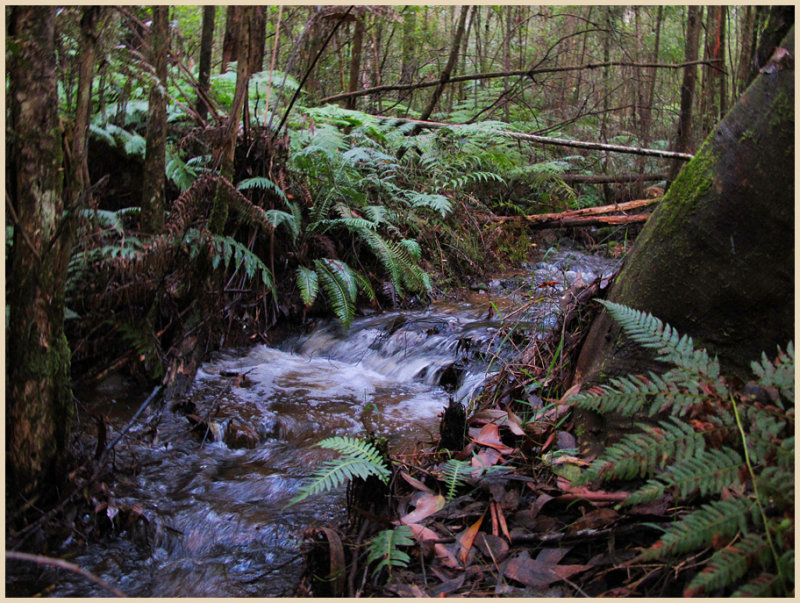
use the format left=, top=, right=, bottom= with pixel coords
left=9, top=246, right=618, bottom=597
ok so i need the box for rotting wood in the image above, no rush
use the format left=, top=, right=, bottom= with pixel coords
left=367, top=115, right=694, bottom=161
left=559, top=172, right=668, bottom=184
left=490, top=197, right=661, bottom=226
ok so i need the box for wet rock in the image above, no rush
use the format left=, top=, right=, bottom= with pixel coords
left=224, top=417, right=260, bottom=449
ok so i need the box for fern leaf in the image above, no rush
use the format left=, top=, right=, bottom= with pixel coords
left=439, top=459, right=471, bottom=501
left=366, top=526, right=414, bottom=578
left=314, top=258, right=357, bottom=330
left=730, top=572, right=787, bottom=597
left=684, top=533, right=771, bottom=596
left=89, top=124, right=117, bottom=147
left=577, top=418, right=706, bottom=485
left=406, top=191, right=453, bottom=217
left=296, top=266, right=319, bottom=307
left=288, top=436, right=390, bottom=506
left=236, top=176, right=290, bottom=206
left=639, top=497, right=759, bottom=561
left=264, top=209, right=299, bottom=239
left=626, top=447, right=744, bottom=505
left=750, top=342, right=794, bottom=406
left=166, top=152, right=198, bottom=192
left=123, top=133, right=146, bottom=159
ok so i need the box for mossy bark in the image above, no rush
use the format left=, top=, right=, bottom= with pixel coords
left=574, top=27, right=794, bottom=386
left=7, top=7, right=74, bottom=503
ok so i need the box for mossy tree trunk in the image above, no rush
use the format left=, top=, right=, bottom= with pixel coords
left=6, top=7, right=74, bottom=503
left=196, top=6, right=215, bottom=122
left=573, top=27, right=794, bottom=387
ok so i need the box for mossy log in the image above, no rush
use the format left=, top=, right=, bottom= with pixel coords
left=573, top=27, right=794, bottom=386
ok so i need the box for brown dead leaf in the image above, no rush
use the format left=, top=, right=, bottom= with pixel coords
left=458, top=511, right=485, bottom=564
left=385, top=584, right=429, bottom=597
left=472, top=423, right=515, bottom=454
left=472, top=448, right=502, bottom=477
left=434, top=543, right=461, bottom=568
left=566, top=508, right=619, bottom=536
left=506, top=409, right=526, bottom=436
left=399, top=493, right=445, bottom=525
left=399, top=470, right=434, bottom=493
left=406, top=522, right=441, bottom=542
left=503, top=550, right=591, bottom=589
left=476, top=533, right=509, bottom=563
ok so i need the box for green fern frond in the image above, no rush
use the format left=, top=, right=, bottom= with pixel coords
left=236, top=176, right=290, bottom=206
left=89, top=124, right=117, bottom=147
left=626, top=447, right=744, bottom=505
left=406, top=191, right=453, bottom=217
left=123, top=133, right=146, bottom=159
left=730, top=572, right=787, bottom=597
left=570, top=374, right=658, bottom=416
left=296, top=266, right=319, bottom=307
left=685, top=533, right=771, bottom=596
left=264, top=209, right=299, bottom=239
left=398, top=239, right=422, bottom=263
left=751, top=342, right=794, bottom=406
left=366, top=526, right=414, bottom=578
left=288, top=436, right=390, bottom=506
left=599, top=300, right=721, bottom=381
left=353, top=270, right=376, bottom=302
left=314, top=258, right=357, bottom=330
left=439, top=458, right=471, bottom=501
left=639, top=497, right=759, bottom=561
left=166, top=152, right=198, bottom=192
left=577, top=418, right=706, bottom=484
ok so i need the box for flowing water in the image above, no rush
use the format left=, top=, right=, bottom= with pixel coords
left=9, top=247, right=617, bottom=597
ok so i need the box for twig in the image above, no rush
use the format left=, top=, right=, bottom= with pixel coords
left=97, top=385, right=162, bottom=466
left=6, top=551, right=126, bottom=597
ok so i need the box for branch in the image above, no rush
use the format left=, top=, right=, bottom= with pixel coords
left=6, top=551, right=126, bottom=597
left=320, top=59, right=720, bottom=104
left=560, top=173, right=668, bottom=184
left=369, top=115, right=694, bottom=161
left=490, top=197, right=661, bottom=226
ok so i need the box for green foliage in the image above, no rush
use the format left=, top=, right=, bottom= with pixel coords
left=184, top=229, right=275, bottom=293
left=296, top=266, right=319, bottom=307
left=288, top=436, right=390, bottom=506
left=366, top=525, right=414, bottom=578
left=313, top=258, right=358, bottom=330
left=572, top=301, right=794, bottom=596
left=438, top=458, right=471, bottom=501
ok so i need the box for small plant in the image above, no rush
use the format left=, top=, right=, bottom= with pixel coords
left=288, top=436, right=391, bottom=506
left=366, top=525, right=414, bottom=579
left=571, top=300, right=794, bottom=596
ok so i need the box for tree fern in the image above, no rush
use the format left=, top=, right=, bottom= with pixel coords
left=366, top=526, right=414, bottom=578
left=288, top=436, right=390, bottom=506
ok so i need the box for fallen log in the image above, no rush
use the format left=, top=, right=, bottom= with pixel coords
left=559, top=172, right=667, bottom=184
left=490, top=197, right=660, bottom=226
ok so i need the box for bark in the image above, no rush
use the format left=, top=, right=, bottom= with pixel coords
left=750, top=5, right=794, bottom=83
left=221, top=6, right=241, bottom=73
left=669, top=5, right=701, bottom=180
left=490, top=197, right=659, bottom=227
left=401, top=6, right=416, bottom=84
left=71, top=7, right=104, bottom=198
left=249, top=6, right=266, bottom=75
left=141, top=5, right=169, bottom=234
left=346, top=15, right=365, bottom=110
left=209, top=6, right=253, bottom=234
left=418, top=5, right=470, bottom=123
left=196, top=6, right=215, bottom=121
left=573, top=27, right=794, bottom=387
left=7, top=6, right=73, bottom=501
left=735, top=6, right=755, bottom=97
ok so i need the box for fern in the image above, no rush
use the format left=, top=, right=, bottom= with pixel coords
left=288, top=436, right=390, bottom=505
left=572, top=303, right=794, bottom=595
left=184, top=229, right=275, bottom=293
left=166, top=152, right=198, bottom=192
left=438, top=458, right=471, bottom=501
left=366, top=526, right=414, bottom=578
left=314, top=258, right=357, bottom=330
left=296, top=266, right=319, bottom=307
left=405, top=191, right=453, bottom=218
left=236, top=176, right=290, bottom=206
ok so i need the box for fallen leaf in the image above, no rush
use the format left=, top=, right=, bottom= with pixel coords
left=503, top=550, right=591, bottom=589
left=536, top=547, right=571, bottom=565
left=385, top=584, right=429, bottom=597
left=434, top=543, right=461, bottom=568
left=399, top=493, right=445, bottom=525
left=458, top=511, right=485, bottom=564
left=472, top=448, right=502, bottom=477
left=430, top=573, right=465, bottom=597
left=506, top=409, right=526, bottom=436
left=566, top=508, right=619, bottom=536
left=557, top=477, right=630, bottom=503
left=472, top=423, right=515, bottom=454
left=399, top=470, right=434, bottom=493
left=476, top=533, right=509, bottom=563
left=406, top=522, right=441, bottom=542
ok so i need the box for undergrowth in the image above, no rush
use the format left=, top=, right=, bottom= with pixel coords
left=571, top=300, right=794, bottom=597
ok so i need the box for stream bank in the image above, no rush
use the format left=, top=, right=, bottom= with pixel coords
left=7, top=242, right=623, bottom=597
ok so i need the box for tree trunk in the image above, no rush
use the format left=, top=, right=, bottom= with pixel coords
left=6, top=6, right=74, bottom=502
left=750, top=5, right=795, bottom=83
left=141, top=5, right=169, bottom=234
left=669, top=5, right=701, bottom=180
left=221, top=6, right=241, bottom=73
left=401, top=6, right=416, bottom=85
left=208, top=6, right=253, bottom=234
left=197, top=6, right=215, bottom=121
left=346, top=15, right=364, bottom=110
left=418, top=5, right=470, bottom=123
left=573, top=27, right=794, bottom=389
left=249, top=6, right=266, bottom=75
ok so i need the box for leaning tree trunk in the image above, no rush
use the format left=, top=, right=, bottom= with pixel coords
left=573, top=27, right=794, bottom=388
left=6, top=6, right=74, bottom=503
